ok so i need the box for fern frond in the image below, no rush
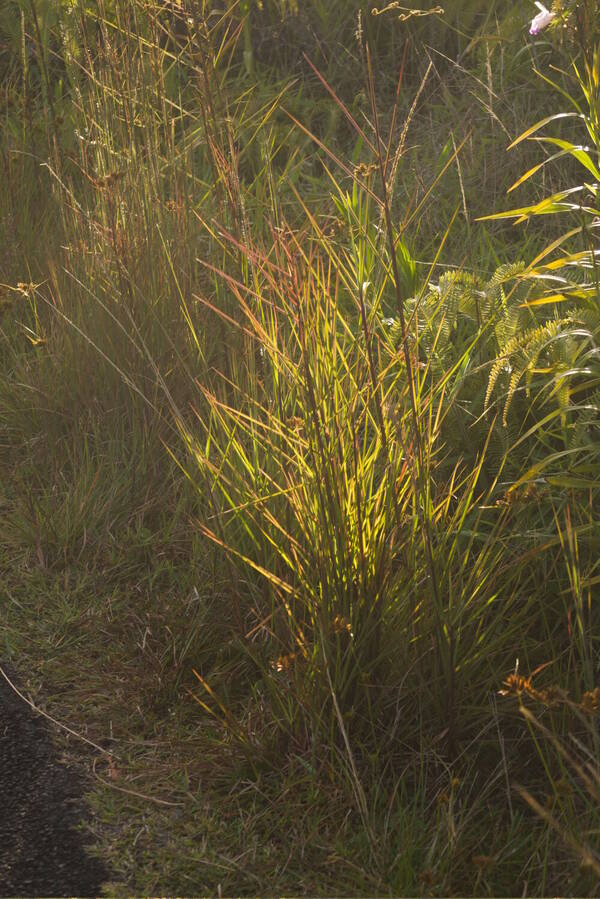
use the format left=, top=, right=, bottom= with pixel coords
left=570, top=388, right=600, bottom=448
left=486, top=319, right=572, bottom=422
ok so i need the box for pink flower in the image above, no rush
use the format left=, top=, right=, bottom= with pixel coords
left=530, top=2, right=555, bottom=35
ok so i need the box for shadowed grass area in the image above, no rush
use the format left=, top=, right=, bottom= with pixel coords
left=1, top=1, right=600, bottom=895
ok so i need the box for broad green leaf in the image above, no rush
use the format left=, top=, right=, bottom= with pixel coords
left=478, top=186, right=588, bottom=222
left=521, top=290, right=593, bottom=307
left=529, top=136, right=600, bottom=181
left=508, top=112, right=584, bottom=150
left=546, top=475, right=598, bottom=488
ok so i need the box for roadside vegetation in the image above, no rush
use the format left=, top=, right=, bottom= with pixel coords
left=1, top=1, right=600, bottom=894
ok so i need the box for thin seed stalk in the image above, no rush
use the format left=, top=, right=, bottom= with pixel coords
left=366, top=44, right=455, bottom=755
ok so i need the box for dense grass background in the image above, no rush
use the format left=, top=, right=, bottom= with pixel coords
left=2, top=1, right=600, bottom=894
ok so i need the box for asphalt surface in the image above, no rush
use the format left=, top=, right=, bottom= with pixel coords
left=0, top=661, right=109, bottom=897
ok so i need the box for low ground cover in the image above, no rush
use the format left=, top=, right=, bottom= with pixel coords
left=1, top=1, right=600, bottom=895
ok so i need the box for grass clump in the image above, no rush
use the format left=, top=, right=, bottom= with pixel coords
left=1, top=0, right=600, bottom=895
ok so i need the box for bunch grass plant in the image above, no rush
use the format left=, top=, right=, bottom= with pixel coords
left=1, top=0, right=600, bottom=894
